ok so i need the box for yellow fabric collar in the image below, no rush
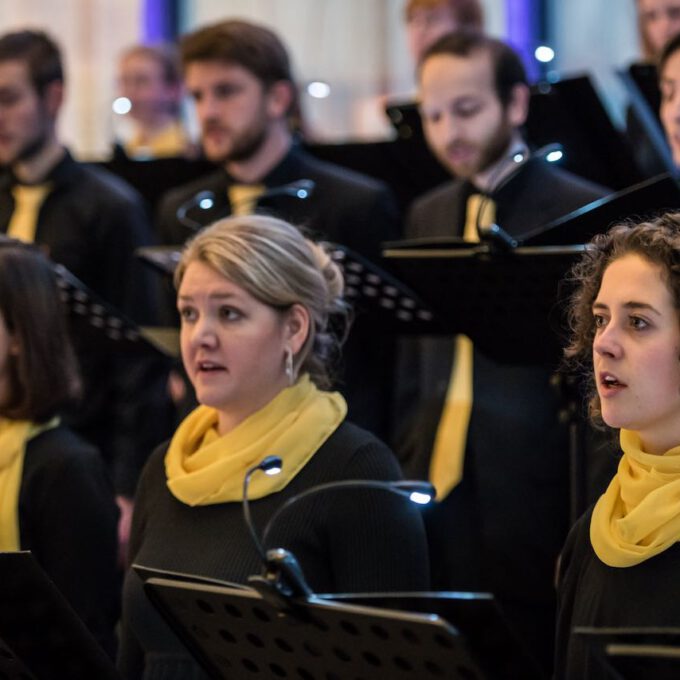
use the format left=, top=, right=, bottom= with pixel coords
left=165, top=375, right=347, bottom=506
left=590, top=429, right=680, bottom=567
left=0, top=417, right=60, bottom=551
left=124, top=120, right=188, bottom=159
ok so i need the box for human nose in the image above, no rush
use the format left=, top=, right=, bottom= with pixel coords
left=197, top=93, right=220, bottom=124
left=188, top=314, right=218, bottom=349
left=593, top=321, right=622, bottom=359
left=426, top=111, right=458, bottom=148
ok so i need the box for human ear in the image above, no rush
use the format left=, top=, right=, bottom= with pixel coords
left=285, top=304, right=310, bottom=356
left=266, top=80, right=294, bottom=119
left=506, top=83, right=530, bottom=128
left=42, top=80, right=64, bottom=118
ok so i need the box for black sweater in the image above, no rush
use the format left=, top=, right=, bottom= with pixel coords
left=18, top=424, right=120, bottom=656
left=118, top=421, right=430, bottom=680
left=556, top=506, right=680, bottom=678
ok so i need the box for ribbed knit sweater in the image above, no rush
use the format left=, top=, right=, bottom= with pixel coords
left=118, top=421, right=430, bottom=680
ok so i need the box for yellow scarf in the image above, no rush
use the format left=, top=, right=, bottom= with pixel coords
left=0, top=417, right=60, bottom=551
left=124, top=120, right=188, bottom=159
left=165, top=375, right=347, bottom=506
left=590, top=429, right=680, bottom=567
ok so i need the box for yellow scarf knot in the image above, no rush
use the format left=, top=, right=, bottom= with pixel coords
left=590, top=429, right=680, bottom=567
left=165, top=375, right=347, bottom=506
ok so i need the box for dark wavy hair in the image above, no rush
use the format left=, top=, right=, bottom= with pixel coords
left=0, top=243, right=81, bottom=421
left=564, top=213, right=680, bottom=423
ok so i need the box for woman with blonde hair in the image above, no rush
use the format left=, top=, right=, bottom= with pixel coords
left=119, top=215, right=428, bottom=679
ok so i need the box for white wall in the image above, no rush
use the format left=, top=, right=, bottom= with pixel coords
left=550, top=0, right=640, bottom=126
left=0, top=1, right=642, bottom=152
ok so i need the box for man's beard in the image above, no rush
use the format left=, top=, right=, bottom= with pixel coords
left=7, top=126, right=49, bottom=167
left=445, top=117, right=515, bottom=180
left=224, top=123, right=268, bottom=164
left=475, top=118, right=515, bottom=177
left=204, top=113, right=269, bottom=166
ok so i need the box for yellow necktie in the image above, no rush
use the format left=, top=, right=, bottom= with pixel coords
left=7, top=184, right=52, bottom=243
left=227, top=184, right=265, bottom=217
left=429, top=193, right=496, bottom=500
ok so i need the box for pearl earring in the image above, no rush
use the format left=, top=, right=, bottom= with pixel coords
left=285, top=347, right=294, bottom=385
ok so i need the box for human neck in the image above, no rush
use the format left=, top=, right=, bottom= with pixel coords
left=225, top=124, right=292, bottom=184
left=216, top=381, right=289, bottom=436
left=472, top=133, right=527, bottom=193
left=636, top=429, right=680, bottom=456
left=12, top=137, right=64, bottom=185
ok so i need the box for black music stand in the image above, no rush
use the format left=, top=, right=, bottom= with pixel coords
left=327, top=592, right=544, bottom=679
left=100, top=154, right=215, bottom=214
left=0, top=634, right=37, bottom=680
left=617, top=64, right=674, bottom=176
left=54, top=262, right=177, bottom=357
left=520, top=172, right=680, bottom=247
left=0, top=235, right=175, bottom=358
left=143, top=576, right=523, bottom=679
left=526, top=74, right=643, bottom=189
left=0, top=552, right=119, bottom=680
left=576, top=627, right=680, bottom=679
left=383, top=238, right=582, bottom=364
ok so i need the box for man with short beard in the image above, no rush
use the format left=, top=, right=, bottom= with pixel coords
left=157, top=20, right=400, bottom=438
left=395, top=31, right=607, bottom=674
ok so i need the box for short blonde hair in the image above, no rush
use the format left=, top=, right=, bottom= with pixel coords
left=175, top=215, right=348, bottom=388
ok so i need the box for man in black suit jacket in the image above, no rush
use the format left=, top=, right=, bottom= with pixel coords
left=156, top=20, right=400, bottom=438
left=396, top=31, right=609, bottom=674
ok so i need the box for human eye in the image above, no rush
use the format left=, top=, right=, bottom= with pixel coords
left=661, top=82, right=675, bottom=102
left=219, top=305, right=242, bottom=321
left=421, top=108, right=441, bottom=125
left=592, top=312, right=607, bottom=329
left=0, top=90, right=20, bottom=107
left=214, top=83, right=241, bottom=100
left=629, top=315, right=649, bottom=331
left=452, top=101, right=481, bottom=119
left=178, top=305, right=197, bottom=323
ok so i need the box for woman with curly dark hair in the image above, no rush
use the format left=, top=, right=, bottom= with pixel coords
left=555, top=212, right=680, bottom=677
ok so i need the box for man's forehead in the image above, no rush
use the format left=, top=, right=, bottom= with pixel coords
left=185, top=60, right=255, bottom=80
left=419, top=50, right=495, bottom=96
left=0, top=59, right=31, bottom=86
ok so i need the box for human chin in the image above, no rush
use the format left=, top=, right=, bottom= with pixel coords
left=226, top=126, right=268, bottom=164
left=15, top=129, right=50, bottom=165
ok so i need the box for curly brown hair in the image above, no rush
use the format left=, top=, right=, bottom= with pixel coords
left=565, top=213, right=680, bottom=422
